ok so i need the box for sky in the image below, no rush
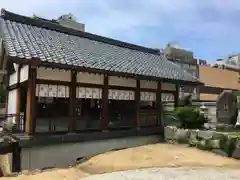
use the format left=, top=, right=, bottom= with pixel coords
left=1, top=0, right=240, bottom=62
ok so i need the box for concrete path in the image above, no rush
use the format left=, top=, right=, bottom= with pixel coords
left=81, top=167, right=240, bottom=180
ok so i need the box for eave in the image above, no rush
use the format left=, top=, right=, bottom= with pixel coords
left=7, top=55, right=203, bottom=86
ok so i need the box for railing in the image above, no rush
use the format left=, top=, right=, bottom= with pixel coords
left=0, top=114, right=25, bottom=133
left=140, top=110, right=158, bottom=127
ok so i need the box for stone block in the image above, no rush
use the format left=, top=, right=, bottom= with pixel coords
left=213, top=132, right=227, bottom=140
left=189, top=130, right=198, bottom=141
left=206, top=139, right=220, bottom=149
left=232, top=139, right=240, bottom=159
left=175, top=129, right=189, bottom=143
left=164, top=126, right=177, bottom=140
left=197, top=130, right=216, bottom=139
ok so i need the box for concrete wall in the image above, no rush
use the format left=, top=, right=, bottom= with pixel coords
left=21, top=135, right=160, bottom=170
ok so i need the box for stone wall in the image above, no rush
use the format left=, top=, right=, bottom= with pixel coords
left=164, top=126, right=240, bottom=160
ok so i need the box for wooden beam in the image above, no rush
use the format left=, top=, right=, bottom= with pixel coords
left=25, top=66, right=37, bottom=134
left=36, top=79, right=70, bottom=86
left=135, top=80, right=140, bottom=130
left=102, top=74, right=109, bottom=130
left=156, top=81, right=162, bottom=127
left=69, top=71, right=77, bottom=132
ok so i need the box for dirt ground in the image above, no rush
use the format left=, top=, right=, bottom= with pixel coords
left=2, top=143, right=240, bottom=179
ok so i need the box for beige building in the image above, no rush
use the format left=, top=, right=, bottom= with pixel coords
left=199, top=65, right=240, bottom=101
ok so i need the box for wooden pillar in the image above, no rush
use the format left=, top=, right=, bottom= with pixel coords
left=174, top=84, right=180, bottom=109
left=156, top=81, right=162, bottom=127
left=135, top=80, right=140, bottom=130
left=15, top=65, right=21, bottom=124
left=25, top=66, right=37, bottom=134
left=102, top=74, right=109, bottom=130
left=69, top=70, right=77, bottom=132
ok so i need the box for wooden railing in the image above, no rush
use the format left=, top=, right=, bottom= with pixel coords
left=0, top=114, right=25, bottom=133
left=139, top=110, right=158, bottom=127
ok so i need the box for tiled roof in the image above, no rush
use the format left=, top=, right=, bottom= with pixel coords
left=0, top=9, right=200, bottom=83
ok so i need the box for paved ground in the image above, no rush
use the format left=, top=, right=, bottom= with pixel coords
left=82, top=167, right=240, bottom=180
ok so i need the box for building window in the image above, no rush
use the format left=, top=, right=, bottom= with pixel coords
left=183, top=64, right=190, bottom=69
left=189, top=65, right=197, bottom=70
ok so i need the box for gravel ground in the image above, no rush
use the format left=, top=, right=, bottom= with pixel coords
left=81, top=167, right=240, bottom=180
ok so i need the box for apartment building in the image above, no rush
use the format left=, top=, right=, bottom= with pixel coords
left=163, top=43, right=199, bottom=100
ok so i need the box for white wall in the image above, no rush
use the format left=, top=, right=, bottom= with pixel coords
left=9, top=72, right=18, bottom=86
left=7, top=89, right=17, bottom=115
left=9, top=73, right=17, bottom=86
left=77, top=72, right=103, bottom=84
left=7, top=90, right=17, bottom=124
left=140, top=80, right=157, bottom=89
left=161, top=82, right=176, bottom=91
left=37, top=67, right=71, bottom=82
left=109, top=76, right=136, bottom=87
left=9, top=63, right=19, bottom=86
left=20, top=65, right=29, bottom=82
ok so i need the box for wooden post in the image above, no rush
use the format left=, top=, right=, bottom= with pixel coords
left=156, top=81, right=162, bottom=127
left=25, top=66, right=37, bottom=134
left=102, top=74, right=108, bottom=130
left=135, top=80, right=140, bottom=130
left=15, top=65, right=21, bottom=125
left=69, top=71, right=77, bottom=132
left=174, top=84, right=180, bottom=109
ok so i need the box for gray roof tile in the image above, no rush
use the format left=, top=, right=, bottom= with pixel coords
left=0, top=17, right=199, bottom=83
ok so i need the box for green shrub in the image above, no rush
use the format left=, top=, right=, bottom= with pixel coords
left=175, top=106, right=208, bottom=129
